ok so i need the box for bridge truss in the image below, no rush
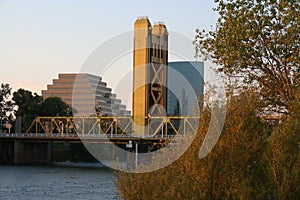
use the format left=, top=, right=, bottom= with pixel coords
left=26, top=116, right=199, bottom=137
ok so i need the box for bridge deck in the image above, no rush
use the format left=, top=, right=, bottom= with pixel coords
left=0, top=133, right=179, bottom=144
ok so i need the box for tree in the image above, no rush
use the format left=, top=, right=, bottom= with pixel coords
left=115, top=90, right=273, bottom=199
left=194, top=0, right=300, bottom=113
left=13, top=88, right=43, bottom=132
left=265, top=88, right=300, bottom=199
left=0, top=83, right=15, bottom=131
left=13, top=90, right=74, bottom=132
left=39, top=96, right=71, bottom=116
left=95, top=106, right=102, bottom=117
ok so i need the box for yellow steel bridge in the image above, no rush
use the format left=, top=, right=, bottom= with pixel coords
left=26, top=116, right=199, bottom=137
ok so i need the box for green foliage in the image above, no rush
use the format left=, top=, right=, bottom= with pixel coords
left=115, top=89, right=300, bottom=199
left=115, top=90, right=275, bottom=199
left=265, top=88, right=300, bottom=199
left=13, top=88, right=73, bottom=131
left=39, top=96, right=72, bottom=116
left=198, top=91, right=270, bottom=199
left=13, top=88, right=43, bottom=132
left=194, top=0, right=300, bottom=112
left=0, top=83, right=15, bottom=125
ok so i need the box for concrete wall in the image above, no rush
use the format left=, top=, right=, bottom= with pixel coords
left=13, top=141, right=51, bottom=164
left=0, top=141, right=14, bottom=164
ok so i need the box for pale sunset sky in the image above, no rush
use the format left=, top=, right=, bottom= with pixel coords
left=0, top=0, right=218, bottom=107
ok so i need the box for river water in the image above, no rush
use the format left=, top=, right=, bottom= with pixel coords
left=0, top=164, right=119, bottom=200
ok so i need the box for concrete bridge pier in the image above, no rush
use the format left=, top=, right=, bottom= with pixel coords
left=0, top=141, right=15, bottom=164
left=13, top=141, right=52, bottom=164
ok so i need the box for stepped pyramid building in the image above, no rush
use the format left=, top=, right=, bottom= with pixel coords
left=42, top=73, right=130, bottom=116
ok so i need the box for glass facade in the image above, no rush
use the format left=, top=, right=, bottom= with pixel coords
left=167, top=61, right=204, bottom=116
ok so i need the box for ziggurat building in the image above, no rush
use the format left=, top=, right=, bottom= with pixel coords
left=42, top=73, right=130, bottom=116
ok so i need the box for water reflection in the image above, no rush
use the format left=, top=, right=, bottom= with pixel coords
left=0, top=164, right=118, bottom=200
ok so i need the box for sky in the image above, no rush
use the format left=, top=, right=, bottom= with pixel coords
left=0, top=0, right=219, bottom=108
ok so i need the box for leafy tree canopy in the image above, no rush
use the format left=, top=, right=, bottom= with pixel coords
left=13, top=89, right=73, bottom=131
left=194, top=0, right=300, bottom=113
left=39, top=96, right=72, bottom=116
left=13, top=88, right=43, bottom=132
left=13, top=88, right=42, bottom=116
left=0, top=83, right=15, bottom=123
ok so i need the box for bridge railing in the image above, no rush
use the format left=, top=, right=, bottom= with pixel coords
left=26, top=116, right=200, bottom=136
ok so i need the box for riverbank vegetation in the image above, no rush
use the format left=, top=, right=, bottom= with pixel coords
left=115, top=89, right=299, bottom=199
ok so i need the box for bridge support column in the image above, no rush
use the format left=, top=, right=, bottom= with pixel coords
left=135, top=143, right=138, bottom=169
left=0, top=141, right=14, bottom=164
left=14, top=141, right=52, bottom=164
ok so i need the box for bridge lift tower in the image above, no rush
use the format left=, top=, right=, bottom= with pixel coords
left=132, top=17, right=168, bottom=136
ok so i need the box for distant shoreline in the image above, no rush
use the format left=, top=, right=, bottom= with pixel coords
left=51, top=161, right=110, bottom=169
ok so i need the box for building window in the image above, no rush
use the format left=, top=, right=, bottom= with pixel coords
left=158, top=45, right=161, bottom=58
left=152, top=44, right=155, bottom=57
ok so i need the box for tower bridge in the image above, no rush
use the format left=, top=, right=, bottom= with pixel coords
left=0, top=17, right=202, bottom=165
left=0, top=116, right=198, bottom=165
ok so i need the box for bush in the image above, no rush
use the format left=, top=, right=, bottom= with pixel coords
left=115, top=90, right=278, bottom=199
